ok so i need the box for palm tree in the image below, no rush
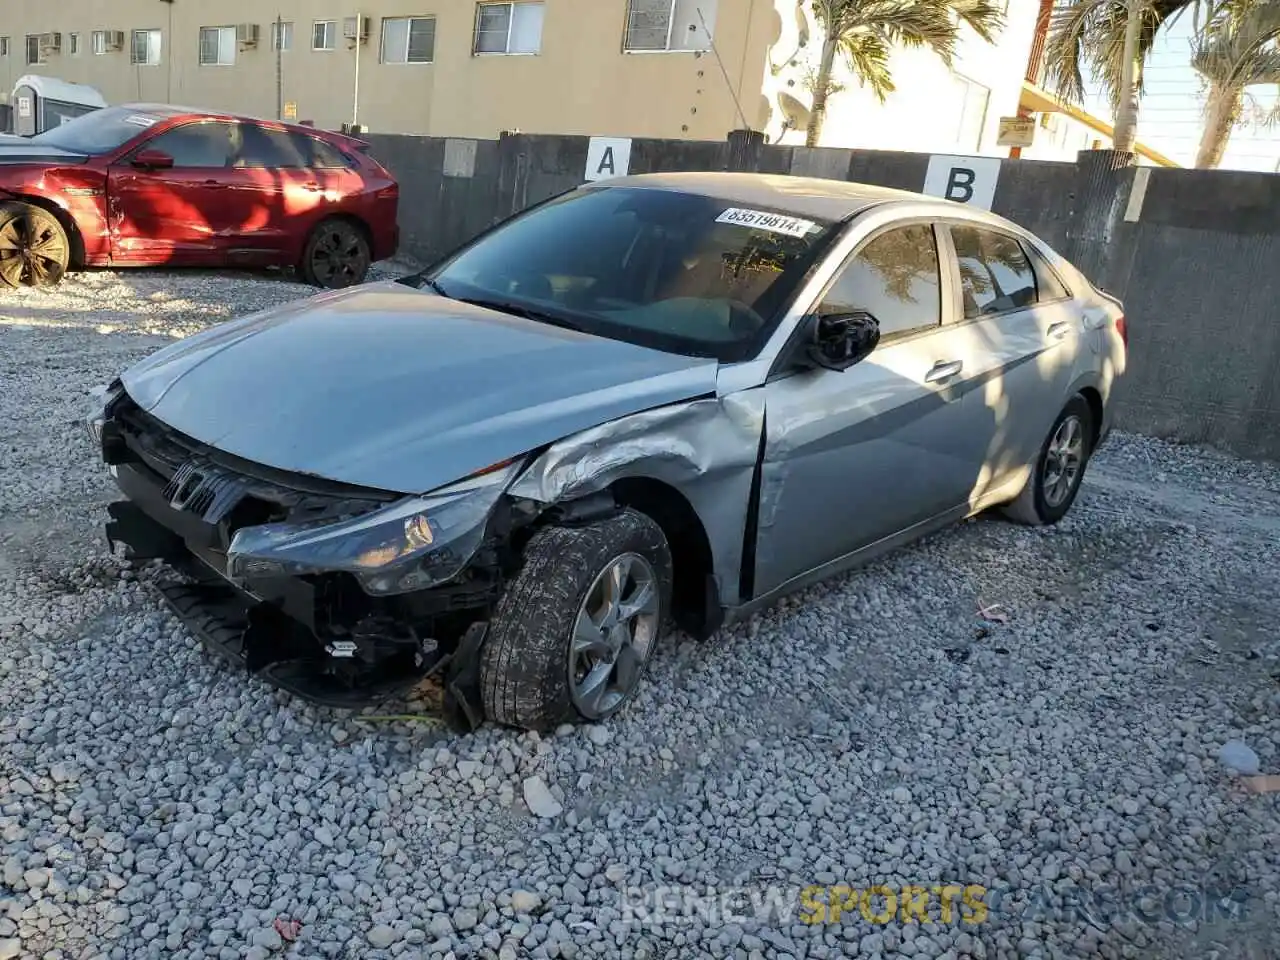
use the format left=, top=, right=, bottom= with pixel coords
left=1042, top=0, right=1228, bottom=153
left=803, top=0, right=1005, bottom=148
left=1190, top=0, right=1280, bottom=166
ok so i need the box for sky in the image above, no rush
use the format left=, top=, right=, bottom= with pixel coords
left=1081, top=11, right=1280, bottom=171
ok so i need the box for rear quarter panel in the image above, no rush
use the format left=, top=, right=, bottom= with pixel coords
left=0, top=163, right=112, bottom=264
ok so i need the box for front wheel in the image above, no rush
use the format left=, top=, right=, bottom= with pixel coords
left=0, top=202, right=70, bottom=289
left=480, top=509, right=672, bottom=731
left=1000, top=395, right=1094, bottom=526
left=299, top=218, right=371, bottom=289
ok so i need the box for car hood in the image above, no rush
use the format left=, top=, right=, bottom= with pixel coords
left=0, top=139, right=89, bottom=164
left=122, top=282, right=720, bottom=494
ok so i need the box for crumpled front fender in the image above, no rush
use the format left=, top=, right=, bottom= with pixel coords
left=509, top=393, right=765, bottom=607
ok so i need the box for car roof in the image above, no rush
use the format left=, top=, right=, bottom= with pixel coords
left=116, top=103, right=347, bottom=138
left=593, top=171, right=939, bottom=221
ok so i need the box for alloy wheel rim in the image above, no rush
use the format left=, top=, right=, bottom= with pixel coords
left=568, top=552, right=660, bottom=720
left=1043, top=414, right=1085, bottom=508
left=311, top=227, right=363, bottom=285
left=0, top=215, right=66, bottom=287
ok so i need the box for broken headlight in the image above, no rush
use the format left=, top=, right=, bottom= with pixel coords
left=226, top=460, right=523, bottom=596
left=87, top=381, right=125, bottom=443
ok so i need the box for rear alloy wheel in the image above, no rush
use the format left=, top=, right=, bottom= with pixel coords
left=300, top=218, right=371, bottom=289
left=1001, top=395, right=1094, bottom=526
left=0, top=202, right=70, bottom=289
left=480, top=509, right=672, bottom=731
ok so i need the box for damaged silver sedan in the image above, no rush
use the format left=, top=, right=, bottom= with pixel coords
left=92, top=171, right=1127, bottom=731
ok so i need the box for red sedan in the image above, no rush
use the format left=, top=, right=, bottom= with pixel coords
left=0, top=104, right=399, bottom=289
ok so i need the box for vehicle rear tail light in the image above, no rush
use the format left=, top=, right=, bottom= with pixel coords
left=375, top=184, right=398, bottom=200
left=1115, top=314, right=1128, bottom=349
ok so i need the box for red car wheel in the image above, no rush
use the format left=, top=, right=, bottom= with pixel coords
left=300, top=218, right=371, bottom=289
left=0, top=202, right=70, bottom=289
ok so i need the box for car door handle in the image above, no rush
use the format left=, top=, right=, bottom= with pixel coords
left=1047, top=321, right=1071, bottom=339
left=202, top=179, right=227, bottom=189
left=925, top=360, right=963, bottom=383
left=301, top=182, right=323, bottom=192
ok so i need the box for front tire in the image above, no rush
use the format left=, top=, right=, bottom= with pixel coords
left=299, top=218, right=371, bottom=289
left=0, top=202, right=70, bottom=289
left=1001, top=395, right=1094, bottom=526
left=480, top=509, right=672, bottom=731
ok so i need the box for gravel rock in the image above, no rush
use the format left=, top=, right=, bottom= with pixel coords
left=522, top=777, right=563, bottom=818
left=367, top=924, right=399, bottom=948
left=1219, top=739, right=1262, bottom=776
left=510, top=890, right=542, bottom=914
left=1, top=272, right=1279, bottom=960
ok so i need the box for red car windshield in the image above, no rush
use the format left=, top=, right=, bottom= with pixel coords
left=31, top=106, right=171, bottom=155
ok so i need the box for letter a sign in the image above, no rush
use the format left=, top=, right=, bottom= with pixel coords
left=585, top=137, right=632, bottom=182
left=922, top=155, right=1001, bottom=210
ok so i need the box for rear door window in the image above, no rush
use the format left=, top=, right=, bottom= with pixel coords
left=233, top=124, right=310, bottom=168
left=817, top=224, right=942, bottom=339
left=301, top=135, right=354, bottom=169
left=950, top=225, right=1038, bottom=318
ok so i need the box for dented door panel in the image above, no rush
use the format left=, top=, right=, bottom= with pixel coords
left=752, top=332, right=986, bottom=601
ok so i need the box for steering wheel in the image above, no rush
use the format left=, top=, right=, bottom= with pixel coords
left=725, top=299, right=767, bottom=336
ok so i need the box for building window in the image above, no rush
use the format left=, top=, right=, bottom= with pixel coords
left=0, top=38, right=9, bottom=58
left=271, top=20, right=293, bottom=51
left=26, top=36, right=44, bottom=65
left=381, top=17, right=435, bottom=63
left=199, top=26, right=236, bottom=66
left=312, top=20, right=337, bottom=50
left=132, top=29, right=162, bottom=66
left=624, top=0, right=716, bottom=52
left=950, top=73, right=990, bottom=152
left=474, top=2, right=545, bottom=55
left=68, top=33, right=80, bottom=56
left=91, top=31, right=108, bottom=55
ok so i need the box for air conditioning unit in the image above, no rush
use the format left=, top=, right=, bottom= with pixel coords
left=343, top=16, right=370, bottom=41
left=105, top=30, right=126, bottom=52
left=40, top=32, right=62, bottom=54
left=236, top=24, right=260, bottom=47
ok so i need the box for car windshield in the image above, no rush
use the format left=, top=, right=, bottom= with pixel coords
left=31, top=106, right=165, bottom=155
left=422, top=186, right=839, bottom=362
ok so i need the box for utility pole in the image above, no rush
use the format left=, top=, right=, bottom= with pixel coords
left=351, top=13, right=362, bottom=131
left=276, top=14, right=283, bottom=121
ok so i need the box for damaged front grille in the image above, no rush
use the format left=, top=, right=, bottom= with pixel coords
left=108, top=394, right=396, bottom=545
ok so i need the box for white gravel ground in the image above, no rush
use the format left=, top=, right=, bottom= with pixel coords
left=2, top=267, right=1279, bottom=960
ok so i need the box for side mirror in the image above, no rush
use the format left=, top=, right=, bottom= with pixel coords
left=131, top=149, right=174, bottom=171
left=802, top=310, right=880, bottom=372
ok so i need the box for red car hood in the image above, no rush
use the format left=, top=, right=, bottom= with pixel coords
left=0, top=139, right=89, bottom=165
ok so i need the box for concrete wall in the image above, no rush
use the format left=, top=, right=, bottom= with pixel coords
left=366, top=131, right=1280, bottom=461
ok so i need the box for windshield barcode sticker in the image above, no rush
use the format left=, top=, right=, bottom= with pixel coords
left=715, top=207, right=818, bottom=238
left=124, top=115, right=157, bottom=127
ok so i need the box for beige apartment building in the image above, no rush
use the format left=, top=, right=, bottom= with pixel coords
left=2, top=0, right=1155, bottom=165
left=0, top=0, right=775, bottom=140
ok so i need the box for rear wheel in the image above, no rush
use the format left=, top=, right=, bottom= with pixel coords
left=1001, top=395, right=1094, bottom=526
left=300, top=218, right=370, bottom=289
left=480, top=509, right=672, bottom=731
left=0, top=202, right=70, bottom=289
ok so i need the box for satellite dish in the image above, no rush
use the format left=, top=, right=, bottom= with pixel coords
left=778, top=91, right=811, bottom=129
left=795, top=3, right=810, bottom=46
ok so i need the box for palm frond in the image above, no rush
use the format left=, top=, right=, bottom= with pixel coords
left=1042, top=0, right=1117, bottom=104
left=838, top=32, right=896, bottom=101
left=1192, top=0, right=1280, bottom=89
left=804, top=0, right=1005, bottom=142
left=1043, top=0, right=1211, bottom=108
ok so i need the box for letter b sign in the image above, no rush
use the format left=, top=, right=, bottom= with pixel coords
left=923, top=155, right=1001, bottom=210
